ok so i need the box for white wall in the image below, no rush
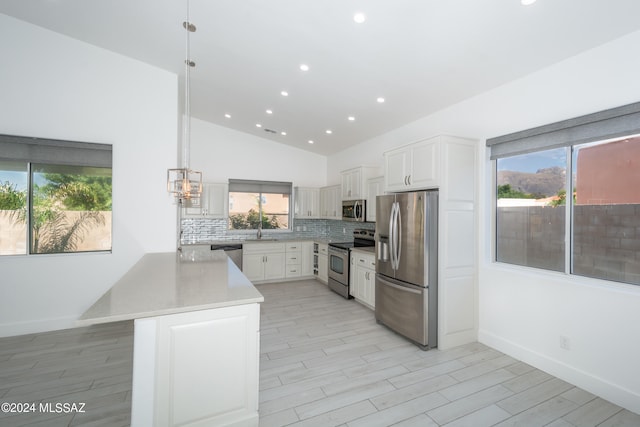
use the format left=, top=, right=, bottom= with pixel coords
left=327, top=31, right=640, bottom=413
left=190, top=118, right=327, bottom=187
left=0, top=15, right=179, bottom=337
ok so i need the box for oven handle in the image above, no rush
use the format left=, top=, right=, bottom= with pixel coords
left=329, top=246, right=349, bottom=256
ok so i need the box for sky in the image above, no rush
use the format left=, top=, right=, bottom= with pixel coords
left=497, top=147, right=567, bottom=173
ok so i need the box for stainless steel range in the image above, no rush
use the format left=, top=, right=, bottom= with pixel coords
left=328, top=229, right=375, bottom=299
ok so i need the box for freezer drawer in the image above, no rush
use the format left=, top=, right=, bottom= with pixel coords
left=375, top=274, right=435, bottom=349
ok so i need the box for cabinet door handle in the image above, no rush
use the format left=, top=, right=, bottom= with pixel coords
left=408, top=175, right=411, bottom=185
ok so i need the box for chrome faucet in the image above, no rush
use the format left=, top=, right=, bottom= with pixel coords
left=257, top=227, right=262, bottom=240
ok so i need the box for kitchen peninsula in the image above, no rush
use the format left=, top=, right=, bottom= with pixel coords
left=78, top=248, right=263, bottom=427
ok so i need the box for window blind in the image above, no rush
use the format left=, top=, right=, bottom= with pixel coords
left=486, top=101, right=640, bottom=159
left=0, top=134, right=112, bottom=168
left=228, top=179, right=292, bottom=194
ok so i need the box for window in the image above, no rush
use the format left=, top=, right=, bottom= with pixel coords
left=496, top=148, right=567, bottom=272
left=228, top=179, right=291, bottom=231
left=572, top=137, right=640, bottom=284
left=0, top=160, right=28, bottom=255
left=488, top=102, right=640, bottom=286
left=0, top=135, right=112, bottom=255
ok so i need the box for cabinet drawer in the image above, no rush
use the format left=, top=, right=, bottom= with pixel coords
left=286, top=255, right=300, bottom=265
left=243, top=242, right=285, bottom=254
left=286, top=242, right=302, bottom=252
left=286, top=267, right=301, bottom=277
left=355, top=254, right=375, bottom=269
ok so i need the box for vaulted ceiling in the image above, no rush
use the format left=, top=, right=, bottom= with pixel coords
left=2, top=0, right=640, bottom=155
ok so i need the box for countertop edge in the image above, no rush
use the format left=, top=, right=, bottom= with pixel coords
left=76, top=296, right=264, bottom=327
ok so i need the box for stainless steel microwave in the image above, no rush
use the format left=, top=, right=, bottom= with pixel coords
left=342, top=199, right=366, bottom=222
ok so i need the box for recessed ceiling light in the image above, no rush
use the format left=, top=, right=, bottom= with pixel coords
left=281, top=131, right=287, bottom=136
left=266, top=109, right=273, bottom=114
left=281, top=91, right=289, bottom=97
left=377, top=97, right=385, bottom=103
left=308, top=140, right=314, bottom=144
left=348, top=116, right=355, bottom=121
left=353, top=12, right=366, bottom=23
left=326, top=130, right=332, bottom=134
left=224, top=113, right=231, bottom=119
left=256, top=123, right=262, bottom=128
left=299, top=64, right=309, bottom=71
left=521, top=0, right=536, bottom=4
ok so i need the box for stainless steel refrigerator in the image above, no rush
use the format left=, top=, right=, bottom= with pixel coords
left=375, top=190, right=438, bottom=349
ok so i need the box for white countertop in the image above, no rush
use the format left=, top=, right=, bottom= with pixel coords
left=77, top=250, right=264, bottom=326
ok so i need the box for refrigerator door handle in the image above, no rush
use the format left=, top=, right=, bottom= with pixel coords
left=392, top=202, right=400, bottom=270
left=396, top=203, right=402, bottom=268
left=388, top=202, right=396, bottom=269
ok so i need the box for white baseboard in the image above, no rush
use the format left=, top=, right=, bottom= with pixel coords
left=438, top=328, right=477, bottom=350
left=478, top=329, right=640, bottom=415
left=0, top=316, right=77, bottom=338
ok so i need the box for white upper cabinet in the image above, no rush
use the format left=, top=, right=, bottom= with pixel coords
left=366, top=176, right=384, bottom=222
left=294, top=187, right=320, bottom=219
left=384, top=138, right=440, bottom=191
left=341, top=166, right=380, bottom=200
left=183, top=183, right=229, bottom=218
left=319, top=185, right=341, bottom=220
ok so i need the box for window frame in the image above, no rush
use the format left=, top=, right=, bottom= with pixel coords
left=227, top=179, right=293, bottom=233
left=488, top=102, right=640, bottom=286
left=0, top=134, right=113, bottom=257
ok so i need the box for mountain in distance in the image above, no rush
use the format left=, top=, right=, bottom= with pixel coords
left=497, top=166, right=565, bottom=198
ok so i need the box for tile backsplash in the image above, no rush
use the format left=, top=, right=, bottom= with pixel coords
left=181, top=218, right=374, bottom=244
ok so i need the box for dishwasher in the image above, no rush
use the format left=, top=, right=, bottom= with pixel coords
left=210, top=244, right=243, bottom=271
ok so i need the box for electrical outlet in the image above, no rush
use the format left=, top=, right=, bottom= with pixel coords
left=343, top=227, right=346, bottom=234
left=559, top=335, right=571, bottom=350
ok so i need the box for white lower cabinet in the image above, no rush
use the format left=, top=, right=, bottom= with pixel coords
left=132, top=304, right=260, bottom=427
left=244, top=241, right=314, bottom=282
left=263, top=252, right=286, bottom=280
left=285, top=241, right=314, bottom=278
left=285, top=242, right=302, bottom=278
left=351, top=250, right=376, bottom=309
left=300, top=241, right=314, bottom=277
left=316, top=243, right=328, bottom=284
left=243, top=243, right=286, bottom=282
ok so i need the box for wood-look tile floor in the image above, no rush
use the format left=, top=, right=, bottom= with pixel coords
left=0, top=279, right=638, bottom=426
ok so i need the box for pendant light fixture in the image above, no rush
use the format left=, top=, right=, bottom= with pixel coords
left=167, top=0, right=202, bottom=207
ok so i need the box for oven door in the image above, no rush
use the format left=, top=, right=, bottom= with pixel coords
left=328, top=246, right=349, bottom=284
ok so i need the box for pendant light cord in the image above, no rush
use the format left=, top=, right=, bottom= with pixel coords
left=183, top=0, right=193, bottom=171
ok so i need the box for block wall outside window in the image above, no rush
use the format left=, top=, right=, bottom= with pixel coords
left=495, top=137, right=640, bottom=286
